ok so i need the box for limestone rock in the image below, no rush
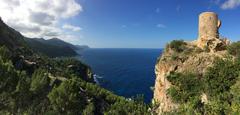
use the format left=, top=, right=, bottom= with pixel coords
left=196, top=12, right=229, bottom=52
left=153, top=12, right=231, bottom=114
left=153, top=42, right=228, bottom=114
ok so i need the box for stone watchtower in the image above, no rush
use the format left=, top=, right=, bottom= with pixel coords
left=197, top=12, right=229, bottom=52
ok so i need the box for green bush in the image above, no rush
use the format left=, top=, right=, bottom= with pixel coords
left=203, top=58, right=239, bottom=98
left=0, top=46, right=11, bottom=62
left=167, top=72, right=203, bottom=103
left=48, top=79, right=87, bottom=114
left=30, top=68, right=50, bottom=94
left=171, top=53, right=178, bottom=60
left=169, top=40, right=187, bottom=52
left=83, top=102, right=95, bottom=115
left=227, top=41, right=240, bottom=57
left=104, top=98, right=150, bottom=115
left=230, top=76, right=240, bottom=114
left=176, top=97, right=204, bottom=115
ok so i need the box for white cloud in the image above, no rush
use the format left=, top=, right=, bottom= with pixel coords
left=62, top=24, right=82, bottom=31
left=0, top=0, right=82, bottom=42
left=156, top=24, right=166, bottom=28
left=221, top=0, right=240, bottom=9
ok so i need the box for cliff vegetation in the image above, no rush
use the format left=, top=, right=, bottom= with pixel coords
left=154, top=40, right=240, bottom=115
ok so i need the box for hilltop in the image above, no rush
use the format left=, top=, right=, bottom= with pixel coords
left=24, top=38, right=77, bottom=57
left=153, top=12, right=240, bottom=114
left=24, top=37, right=89, bottom=57
left=0, top=17, right=89, bottom=57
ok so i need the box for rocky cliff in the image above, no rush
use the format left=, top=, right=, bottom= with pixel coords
left=153, top=12, right=231, bottom=114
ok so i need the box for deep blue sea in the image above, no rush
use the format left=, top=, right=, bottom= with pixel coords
left=76, top=48, right=162, bottom=103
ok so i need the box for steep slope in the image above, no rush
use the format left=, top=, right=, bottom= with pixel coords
left=153, top=12, right=233, bottom=114
left=153, top=41, right=229, bottom=113
left=0, top=17, right=28, bottom=50
left=46, top=38, right=89, bottom=50
left=46, top=38, right=78, bottom=50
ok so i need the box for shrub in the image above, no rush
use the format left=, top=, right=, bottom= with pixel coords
left=167, top=72, right=203, bottom=103
left=0, top=46, right=11, bottom=62
left=30, top=68, right=50, bottom=94
left=48, top=79, right=87, bottom=114
left=203, top=58, right=239, bottom=98
left=104, top=98, right=150, bottom=115
left=227, top=41, right=240, bottom=57
left=83, top=102, right=95, bottom=115
left=203, top=46, right=210, bottom=52
left=171, top=53, right=178, bottom=60
left=231, top=76, right=240, bottom=103
left=177, top=97, right=204, bottom=115
left=230, top=76, right=240, bottom=114
left=169, top=40, right=187, bottom=52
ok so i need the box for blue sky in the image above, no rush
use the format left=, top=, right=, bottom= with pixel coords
left=69, top=0, right=240, bottom=48
left=1, top=0, right=240, bottom=48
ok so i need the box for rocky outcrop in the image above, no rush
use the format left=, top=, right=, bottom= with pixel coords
left=194, top=12, right=230, bottom=52
left=153, top=44, right=228, bottom=113
left=153, top=12, right=231, bottom=114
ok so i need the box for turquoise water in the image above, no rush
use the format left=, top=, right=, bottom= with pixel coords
left=77, top=48, right=162, bottom=103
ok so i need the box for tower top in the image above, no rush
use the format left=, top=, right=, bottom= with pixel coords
left=196, top=12, right=229, bottom=52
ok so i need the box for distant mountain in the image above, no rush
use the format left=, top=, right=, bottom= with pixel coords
left=44, top=38, right=78, bottom=50
left=46, top=38, right=89, bottom=50
left=24, top=38, right=89, bottom=57
left=0, top=18, right=78, bottom=57
left=75, top=45, right=89, bottom=49
left=24, top=38, right=78, bottom=57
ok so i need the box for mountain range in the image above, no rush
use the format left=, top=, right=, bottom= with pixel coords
left=0, top=17, right=88, bottom=57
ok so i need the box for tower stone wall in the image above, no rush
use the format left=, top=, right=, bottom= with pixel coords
left=197, top=12, right=228, bottom=51
left=198, top=12, right=221, bottom=40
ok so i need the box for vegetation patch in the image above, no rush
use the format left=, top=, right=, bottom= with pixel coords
left=0, top=46, right=150, bottom=115
left=166, top=57, right=240, bottom=114
left=168, top=40, right=187, bottom=53
left=203, top=58, right=239, bottom=98
left=167, top=72, right=203, bottom=103
left=227, top=41, right=240, bottom=58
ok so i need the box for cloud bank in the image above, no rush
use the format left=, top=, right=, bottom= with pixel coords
left=63, top=24, right=82, bottom=32
left=0, top=0, right=82, bottom=42
left=221, top=0, right=240, bottom=9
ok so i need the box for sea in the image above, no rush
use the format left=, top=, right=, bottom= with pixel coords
left=76, top=48, right=162, bottom=103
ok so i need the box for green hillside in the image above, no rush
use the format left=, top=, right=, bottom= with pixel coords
left=24, top=38, right=78, bottom=57
left=0, top=18, right=29, bottom=51
left=0, top=17, right=150, bottom=114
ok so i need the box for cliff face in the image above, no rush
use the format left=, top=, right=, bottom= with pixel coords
left=153, top=12, right=230, bottom=114
left=153, top=42, right=228, bottom=113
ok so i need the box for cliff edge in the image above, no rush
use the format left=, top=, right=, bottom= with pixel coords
left=153, top=12, right=231, bottom=113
